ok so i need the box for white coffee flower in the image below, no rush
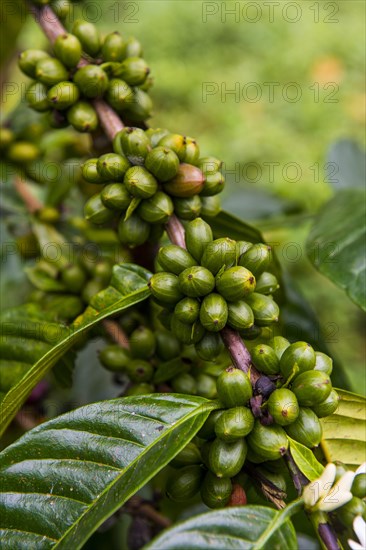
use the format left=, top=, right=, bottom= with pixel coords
left=355, top=463, right=366, bottom=476
left=348, top=516, right=366, bottom=550
left=303, top=463, right=355, bottom=513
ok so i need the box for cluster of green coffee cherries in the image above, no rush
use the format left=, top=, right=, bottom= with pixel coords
left=19, top=22, right=152, bottom=132
left=82, top=128, right=225, bottom=246
left=31, top=0, right=84, bottom=22
left=167, top=337, right=339, bottom=509
left=148, top=218, right=279, bottom=357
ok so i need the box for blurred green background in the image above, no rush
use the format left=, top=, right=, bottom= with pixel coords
left=2, top=0, right=365, bottom=393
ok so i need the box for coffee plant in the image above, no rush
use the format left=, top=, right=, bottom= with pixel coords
left=1, top=2, right=365, bottom=549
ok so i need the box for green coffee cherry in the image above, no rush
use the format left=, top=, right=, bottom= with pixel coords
left=181, top=137, right=200, bottom=165
left=314, top=352, right=333, bottom=375
left=251, top=344, right=279, bottom=375
left=144, top=146, right=180, bottom=182
left=72, top=20, right=101, bottom=57
left=292, top=370, right=332, bottom=406
left=198, top=410, right=224, bottom=440
left=352, top=474, right=366, bottom=499
left=145, top=128, right=169, bottom=147
left=116, top=57, right=150, bottom=86
left=164, top=164, right=205, bottom=198
left=171, top=442, right=202, bottom=467
left=201, top=472, right=232, bottom=509
left=84, top=193, right=114, bottom=224
left=236, top=241, right=253, bottom=257
left=166, top=465, right=203, bottom=502
left=37, top=206, right=60, bottom=224
left=93, top=261, right=113, bottom=284
left=26, top=82, right=50, bottom=112
left=196, top=374, right=218, bottom=399
left=35, top=57, right=69, bottom=86
left=51, top=0, right=71, bottom=20
left=171, top=372, right=197, bottom=394
left=82, top=278, right=105, bottom=303
left=268, top=336, right=290, bottom=360
left=215, top=406, right=255, bottom=441
left=256, top=467, right=287, bottom=493
left=138, top=192, right=173, bottom=224
left=158, top=245, right=197, bottom=275
left=201, top=238, right=237, bottom=275
left=199, top=294, right=228, bottom=332
left=124, top=37, right=143, bottom=58
left=61, top=264, right=87, bottom=293
left=195, top=332, right=223, bottom=361
left=47, top=81, right=80, bottom=110
left=267, top=389, right=299, bottom=426
left=125, top=383, right=154, bottom=396
left=200, top=196, right=221, bottom=218
left=101, top=32, right=125, bottom=62
left=101, top=183, right=131, bottom=210
left=158, top=133, right=186, bottom=160
left=155, top=331, right=181, bottom=361
left=312, top=389, right=339, bottom=418
left=226, top=301, right=254, bottom=331
left=73, top=65, right=109, bottom=98
left=239, top=243, right=272, bottom=276
left=18, top=49, right=50, bottom=78
left=6, top=142, right=40, bottom=163
left=106, top=79, right=133, bottom=112
left=99, top=345, right=130, bottom=372
left=280, top=341, right=316, bottom=379
left=171, top=316, right=205, bottom=345
left=124, top=166, right=157, bottom=198
left=216, top=367, right=253, bottom=407
left=216, top=266, right=256, bottom=301
left=125, top=88, right=153, bottom=121
left=208, top=437, right=247, bottom=478
left=82, top=159, right=105, bottom=184
left=337, top=496, right=366, bottom=527
left=173, top=196, right=201, bottom=220
left=179, top=266, right=215, bottom=298
left=244, top=293, right=279, bottom=326
left=98, top=153, right=130, bottom=181
left=285, top=408, right=322, bottom=448
left=185, top=218, right=213, bottom=262
left=130, top=326, right=156, bottom=359
left=239, top=325, right=262, bottom=340
left=115, top=127, right=151, bottom=164
left=118, top=213, right=150, bottom=247
left=149, top=272, right=183, bottom=305
left=198, top=157, right=223, bottom=174
left=67, top=101, right=98, bottom=132
left=54, top=33, right=82, bottom=68
left=126, top=359, right=154, bottom=383
left=174, top=297, right=200, bottom=324
left=47, top=109, right=69, bottom=129
left=248, top=421, right=289, bottom=461
left=201, top=171, right=225, bottom=196
left=255, top=272, right=279, bottom=295
left=0, top=127, right=14, bottom=150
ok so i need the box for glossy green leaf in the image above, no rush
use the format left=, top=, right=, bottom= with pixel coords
left=0, top=264, right=152, bottom=437
left=146, top=505, right=297, bottom=550
left=326, top=139, right=365, bottom=190
left=207, top=209, right=263, bottom=243
left=0, top=394, right=217, bottom=549
left=306, top=189, right=366, bottom=311
left=320, top=389, right=366, bottom=468
left=288, top=438, right=324, bottom=481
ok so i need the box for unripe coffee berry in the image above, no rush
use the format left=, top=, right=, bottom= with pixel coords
left=145, top=146, right=180, bottom=182
left=267, top=389, right=299, bottom=426
left=166, top=465, right=203, bottom=502
left=149, top=272, right=183, bottom=305
left=26, top=82, right=50, bottom=112
left=106, top=79, right=133, bottom=112
left=181, top=137, right=200, bottom=165
left=196, top=374, right=218, bottom=399
left=216, top=266, right=256, bottom=302
left=195, top=332, right=223, bottom=361
left=251, top=344, right=280, bottom=375
left=291, top=370, right=332, bottom=406
left=226, top=301, right=254, bottom=331
left=98, top=153, right=131, bottom=181
left=239, top=243, right=272, bottom=276
left=173, top=195, right=202, bottom=220
left=201, top=238, right=237, bottom=275
left=84, top=193, right=114, bottom=224
left=61, top=264, right=87, bottom=293
left=200, top=472, right=232, bottom=509
left=18, top=49, right=50, bottom=78
left=158, top=133, right=186, bottom=160
left=201, top=171, right=225, bottom=196
left=198, top=410, right=224, bottom=440
left=185, top=218, right=213, bottom=262
left=73, top=65, right=109, bottom=98
left=116, top=127, right=151, bottom=164
left=155, top=331, right=181, bottom=361
left=255, top=272, right=279, bottom=295
left=82, top=159, right=104, bottom=184
left=244, top=293, right=279, bottom=326
left=101, top=32, right=125, bottom=62
left=200, top=293, right=228, bottom=332
left=280, top=341, right=316, bottom=379
left=145, top=127, right=169, bottom=147
left=285, top=408, right=322, bottom=448
left=99, top=345, right=130, bottom=372
left=312, top=389, right=339, bottom=418
left=171, top=373, right=197, bottom=394
left=268, top=336, right=290, bottom=360
left=247, top=420, right=289, bottom=461
left=216, top=367, right=253, bottom=407
left=124, top=37, right=143, bottom=58
left=208, top=437, right=247, bottom=478
left=163, top=164, right=205, bottom=197
left=215, top=406, right=255, bottom=441
left=157, top=245, right=196, bottom=275
left=35, top=57, right=69, bottom=86
left=47, top=81, right=80, bottom=110
left=126, top=359, right=154, bottom=383
left=171, top=442, right=202, bottom=468
left=54, top=33, right=82, bottom=68
left=179, top=266, right=215, bottom=298
left=174, top=297, right=200, bottom=324
left=125, top=88, right=153, bottom=121
left=138, top=192, right=173, bottom=224
left=101, top=183, right=131, bottom=211
left=171, top=316, right=205, bottom=345
left=314, top=351, right=333, bottom=375
left=198, top=157, right=223, bottom=174
left=352, top=474, right=366, bottom=499
left=72, top=20, right=101, bottom=56
left=200, top=196, right=221, bottom=218
left=129, top=326, right=156, bottom=359
left=124, top=166, right=158, bottom=198
left=118, top=213, right=150, bottom=247
left=116, top=57, right=150, bottom=86
left=67, top=101, right=98, bottom=132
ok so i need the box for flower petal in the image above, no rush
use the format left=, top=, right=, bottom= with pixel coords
left=353, top=516, right=366, bottom=548
left=303, top=463, right=336, bottom=509
left=355, top=462, right=366, bottom=476
left=337, top=471, right=357, bottom=494
left=348, top=540, right=364, bottom=550
left=318, top=490, right=353, bottom=512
